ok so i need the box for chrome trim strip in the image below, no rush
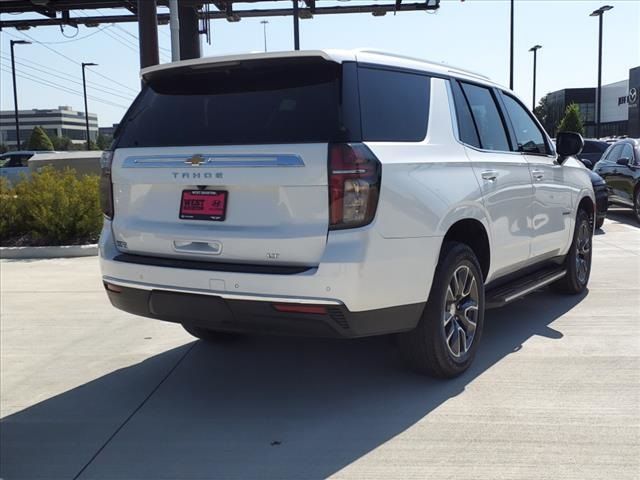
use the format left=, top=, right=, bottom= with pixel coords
left=503, top=271, right=566, bottom=304
left=122, top=154, right=304, bottom=169
left=102, top=276, right=342, bottom=305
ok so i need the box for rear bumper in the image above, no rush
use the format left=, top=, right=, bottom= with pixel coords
left=104, top=283, right=424, bottom=338
left=99, top=220, right=440, bottom=335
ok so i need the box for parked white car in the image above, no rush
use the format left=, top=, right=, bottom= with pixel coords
left=99, top=50, right=595, bottom=377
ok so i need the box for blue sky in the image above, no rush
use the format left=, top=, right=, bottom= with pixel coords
left=1, top=0, right=638, bottom=127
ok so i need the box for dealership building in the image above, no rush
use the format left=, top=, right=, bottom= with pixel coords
left=544, top=66, right=640, bottom=139
left=0, top=106, right=98, bottom=147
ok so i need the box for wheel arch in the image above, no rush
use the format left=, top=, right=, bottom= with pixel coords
left=440, top=218, right=491, bottom=281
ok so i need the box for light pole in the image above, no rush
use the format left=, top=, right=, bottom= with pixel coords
left=529, top=45, right=542, bottom=111
left=10, top=40, right=31, bottom=149
left=590, top=5, right=613, bottom=139
left=81, top=62, right=98, bottom=151
left=509, top=0, right=514, bottom=90
left=260, top=20, right=269, bottom=52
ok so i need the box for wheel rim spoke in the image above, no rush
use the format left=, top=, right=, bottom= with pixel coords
left=442, top=264, right=480, bottom=359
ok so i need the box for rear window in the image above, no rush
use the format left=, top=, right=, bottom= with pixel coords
left=582, top=141, right=608, bottom=154
left=358, top=67, right=430, bottom=142
left=115, top=58, right=357, bottom=148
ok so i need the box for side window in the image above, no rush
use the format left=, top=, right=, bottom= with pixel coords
left=358, top=67, right=430, bottom=142
left=460, top=82, right=511, bottom=152
left=606, top=145, right=623, bottom=164
left=620, top=144, right=634, bottom=163
left=450, top=80, right=481, bottom=148
left=500, top=93, right=549, bottom=155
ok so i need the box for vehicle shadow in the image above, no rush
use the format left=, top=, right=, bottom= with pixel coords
left=605, top=207, right=638, bottom=228
left=1, top=289, right=585, bottom=480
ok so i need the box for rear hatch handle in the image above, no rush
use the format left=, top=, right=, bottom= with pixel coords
left=173, top=240, right=222, bottom=256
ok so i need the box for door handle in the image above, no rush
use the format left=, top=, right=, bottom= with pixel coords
left=481, top=170, right=498, bottom=181
left=531, top=169, right=544, bottom=181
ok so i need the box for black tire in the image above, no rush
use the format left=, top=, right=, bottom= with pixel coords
left=397, top=242, right=485, bottom=378
left=634, top=189, right=640, bottom=225
left=552, top=208, right=592, bottom=294
left=182, top=324, right=241, bottom=343
left=595, top=215, right=605, bottom=230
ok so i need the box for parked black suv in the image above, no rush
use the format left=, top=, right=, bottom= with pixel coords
left=594, top=138, right=640, bottom=224
left=577, top=139, right=609, bottom=169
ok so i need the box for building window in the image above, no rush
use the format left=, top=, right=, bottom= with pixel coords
left=576, top=103, right=595, bottom=123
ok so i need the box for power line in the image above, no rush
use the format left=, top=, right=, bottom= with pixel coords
left=9, top=30, right=140, bottom=95
left=0, top=53, right=135, bottom=102
left=0, top=66, right=129, bottom=110
left=0, top=50, right=138, bottom=96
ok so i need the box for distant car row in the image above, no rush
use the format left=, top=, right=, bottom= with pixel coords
left=0, top=150, right=103, bottom=183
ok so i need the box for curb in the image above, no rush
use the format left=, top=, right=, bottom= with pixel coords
left=0, top=244, right=98, bottom=260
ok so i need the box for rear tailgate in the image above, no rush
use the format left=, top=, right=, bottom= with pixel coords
left=110, top=55, right=360, bottom=266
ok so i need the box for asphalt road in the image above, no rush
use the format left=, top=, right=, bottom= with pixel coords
left=1, top=209, right=639, bottom=480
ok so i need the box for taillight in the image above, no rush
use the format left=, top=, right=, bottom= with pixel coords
left=99, top=151, right=114, bottom=219
left=328, top=143, right=381, bottom=230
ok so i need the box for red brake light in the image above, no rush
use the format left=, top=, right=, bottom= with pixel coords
left=329, top=143, right=381, bottom=230
left=100, top=151, right=114, bottom=219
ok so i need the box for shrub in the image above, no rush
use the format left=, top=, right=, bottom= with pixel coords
left=557, top=103, right=584, bottom=136
left=27, top=126, right=55, bottom=151
left=2, top=167, right=102, bottom=246
left=0, top=177, right=22, bottom=240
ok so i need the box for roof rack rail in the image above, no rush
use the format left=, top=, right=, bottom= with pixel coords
left=356, top=49, right=490, bottom=81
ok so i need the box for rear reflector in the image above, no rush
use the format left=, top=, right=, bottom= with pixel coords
left=104, top=282, right=122, bottom=293
left=273, top=304, right=328, bottom=315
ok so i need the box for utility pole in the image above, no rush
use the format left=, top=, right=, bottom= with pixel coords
left=261, top=20, right=269, bottom=52
left=10, top=40, right=31, bottom=149
left=590, top=5, right=613, bottom=139
left=82, top=62, right=98, bottom=151
left=529, top=45, right=542, bottom=111
left=292, top=0, right=300, bottom=50
left=509, top=0, right=514, bottom=90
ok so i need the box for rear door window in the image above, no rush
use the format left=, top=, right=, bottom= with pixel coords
left=116, top=58, right=358, bottom=148
left=450, top=80, right=481, bottom=148
left=459, top=82, right=511, bottom=152
left=357, top=67, right=430, bottom=142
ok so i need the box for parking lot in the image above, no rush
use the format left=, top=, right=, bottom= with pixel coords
left=1, top=209, right=639, bottom=480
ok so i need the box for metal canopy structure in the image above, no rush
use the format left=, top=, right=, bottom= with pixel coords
left=1, top=0, right=440, bottom=71
left=0, top=1, right=440, bottom=28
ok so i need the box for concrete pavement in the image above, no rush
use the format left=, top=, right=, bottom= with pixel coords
left=1, top=209, right=639, bottom=479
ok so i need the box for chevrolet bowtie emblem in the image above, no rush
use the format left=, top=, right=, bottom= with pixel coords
left=185, top=154, right=205, bottom=166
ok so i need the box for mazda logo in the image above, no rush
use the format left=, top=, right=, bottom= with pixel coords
left=629, top=87, right=638, bottom=105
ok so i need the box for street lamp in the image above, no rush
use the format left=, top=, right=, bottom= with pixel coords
left=260, top=20, right=269, bottom=52
left=81, top=62, right=98, bottom=151
left=10, top=40, right=31, bottom=149
left=529, top=45, right=542, bottom=111
left=590, top=5, right=614, bottom=139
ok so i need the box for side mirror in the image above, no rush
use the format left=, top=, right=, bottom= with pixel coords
left=581, top=159, right=593, bottom=169
left=556, top=131, right=584, bottom=163
left=616, top=157, right=631, bottom=167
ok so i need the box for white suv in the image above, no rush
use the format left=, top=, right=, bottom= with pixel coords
left=99, top=50, right=594, bottom=377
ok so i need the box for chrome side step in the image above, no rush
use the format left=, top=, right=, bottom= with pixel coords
left=486, top=267, right=567, bottom=309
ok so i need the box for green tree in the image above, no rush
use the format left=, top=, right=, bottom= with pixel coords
left=50, top=135, right=73, bottom=151
left=27, top=126, right=54, bottom=151
left=96, top=134, right=112, bottom=150
left=557, top=103, right=584, bottom=136
left=0, top=143, right=8, bottom=154
left=533, top=94, right=553, bottom=135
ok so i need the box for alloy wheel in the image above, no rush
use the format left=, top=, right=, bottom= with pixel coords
left=443, top=265, right=479, bottom=358
left=575, top=220, right=591, bottom=285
